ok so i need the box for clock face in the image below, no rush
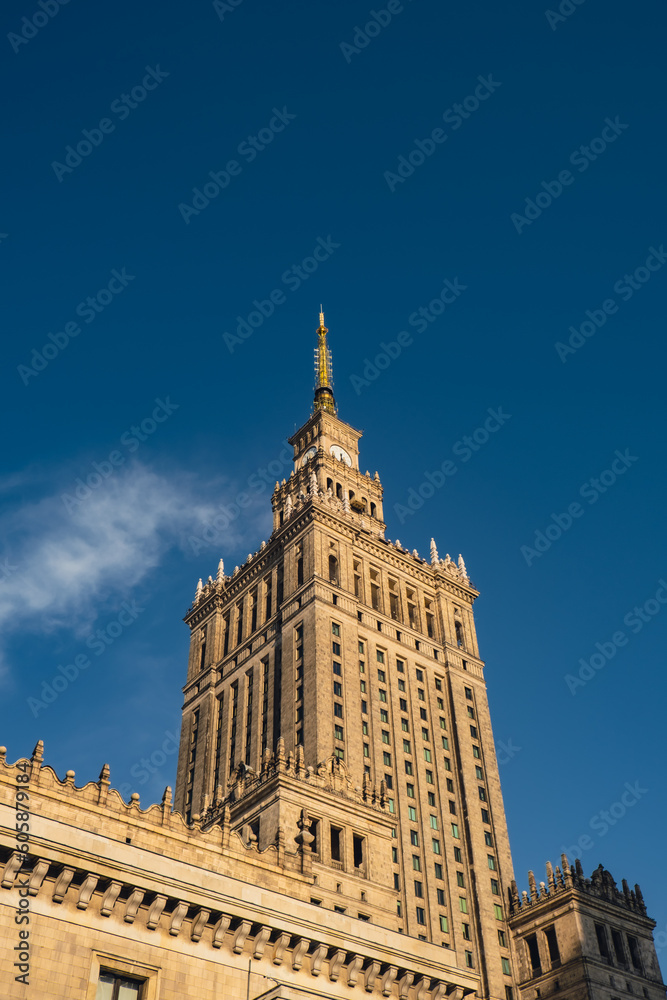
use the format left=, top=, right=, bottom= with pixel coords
left=301, top=446, right=317, bottom=467
left=330, top=444, right=352, bottom=466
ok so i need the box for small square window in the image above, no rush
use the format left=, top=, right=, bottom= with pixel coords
left=440, top=914, right=449, bottom=932
left=405, top=760, right=414, bottom=775
left=380, top=708, right=389, bottom=722
left=377, top=650, right=385, bottom=663
left=435, top=677, right=442, bottom=690
left=407, top=783, right=415, bottom=797
left=379, top=689, right=387, bottom=702
left=334, top=747, right=344, bottom=759
left=459, top=897, right=468, bottom=913
left=451, top=823, right=459, bottom=838
left=422, top=728, right=430, bottom=741
left=332, top=642, right=341, bottom=656
left=382, top=730, right=390, bottom=744
left=411, top=831, right=420, bottom=846
left=332, top=623, right=341, bottom=636
left=494, top=903, right=504, bottom=920
left=432, top=838, right=441, bottom=855
left=481, top=809, right=490, bottom=824
left=402, top=719, right=409, bottom=732
left=470, top=725, right=478, bottom=739
left=444, top=757, right=451, bottom=770
left=412, top=855, right=421, bottom=871
left=454, top=847, right=462, bottom=862
left=502, top=957, right=511, bottom=976
left=472, top=745, right=481, bottom=759
left=408, top=805, right=417, bottom=821
left=334, top=702, right=343, bottom=717
left=465, top=686, right=473, bottom=700
left=435, top=862, right=443, bottom=879
left=383, top=751, right=392, bottom=766
left=457, top=871, right=465, bottom=887
left=333, top=661, right=342, bottom=675
left=416, top=669, right=424, bottom=681
left=97, top=972, right=144, bottom=1000
left=416, top=906, right=426, bottom=925
left=430, top=815, right=438, bottom=829
left=403, top=740, right=411, bottom=754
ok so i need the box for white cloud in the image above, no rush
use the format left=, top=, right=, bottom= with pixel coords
left=0, top=460, right=265, bottom=678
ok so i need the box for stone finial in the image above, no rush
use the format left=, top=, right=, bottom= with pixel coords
left=162, top=786, right=172, bottom=807
left=430, top=538, right=439, bottom=564
left=343, top=490, right=350, bottom=513
left=458, top=554, right=468, bottom=578
left=635, top=883, right=645, bottom=908
left=309, top=470, right=318, bottom=496
left=31, top=740, right=44, bottom=763
left=296, top=743, right=305, bottom=778
left=216, top=558, right=225, bottom=583
left=233, top=565, right=239, bottom=575
left=194, top=578, right=203, bottom=602
left=395, top=539, right=402, bottom=549
left=284, top=494, right=293, bottom=519
left=528, top=870, right=538, bottom=900
left=274, top=481, right=280, bottom=492
left=98, top=762, right=110, bottom=784
left=276, top=737, right=286, bottom=771
left=412, top=549, right=419, bottom=559
left=546, top=860, right=556, bottom=892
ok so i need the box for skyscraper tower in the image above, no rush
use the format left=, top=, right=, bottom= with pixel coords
left=174, top=314, right=514, bottom=997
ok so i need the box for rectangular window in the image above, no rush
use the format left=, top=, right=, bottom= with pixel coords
left=428, top=792, right=436, bottom=806
left=360, top=680, right=366, bottom=692
left=484, top=831, right=493, bottom=846
left=388, top=798, right=395, bottom=813
left=362, top=721, right=368, bottom=735
left=333, top=681, right=342, bottom=697
left=334, top=725, right=344, bottom=740
left=611, top=928, right=626, bottom=964
left=451, top=823, right=459, bottom=838
left=414, top=880, right=423, bottom=897
left=332, top=642, right=341, bottom=656
left=494, top=904, right=504, bottom=920
left=405, top=760, right=413, bottom=775
left=454, top=847, right=462, bottom=862
left=403, top=739, right=411, bottom=753
left=439, top=717, right=447, bottom=730
left=467, top=706, right=475, bottom=718
left=330, top=825, right=342, bottom=862
left=488, top=855, right=496, bottom=870
left=481, top=808, right=490, bottom=823
left=440, top=914, right=449, bottom=933
left=333, top=661, right=342, bottom=675
left=334, top=703, right=343, bottom=718
left=449, top=800, right=457, bottom=814
left=526, top=933, right=542, bottom=974
left=498, top=929, right=507, bottom=947
left=465, top=951, right=473, bottom=968
left=406, top=783, right=415, bottom=797
left=398, top=679, right=406, bottom=691
left=437, top=697, right=444, bottom=709
left=432, top=839, right=441, bottom=855
left=418, top=688, right=425, bottom=701
left=402, top=719, right=409, bottom=732
left=359, top=641, right=365, bottom=654
left=412, top=855, right=421, bottom=871
left=382, top=730, right=390, bottom=744
left=359, top=661, right=365, bottom=673
left=465, top=686, right=473, bottom=700
left=491, top=879, right=500, bottom=895
left=380, top=709, right=389, bottom=722
left=506, top=989, right=514, bottom=1000
left=627, top=935, right=642, bottom=971
left=397, top=659, right=405, bottom=672
left=383, top=752, right=392, bottom=766
left=416, top=668, right=424, bottom=681
left=472, top=745, right=481, bottom=759
left=444, top=757, right=451, bottom=770
left=470, top=725, right=478, bottom=738
left=377, top=650, right=385, bottom=663
left=476, top=765, right=483, bottom=779
left=545, top=926, right=561, bottom=966
left=363, top=743, right=370, bottom=757
left=393, top=872, right=400, bottom=890
left=502, top=957, right=511, bottom=975
left=385, top=773, right=393, bottom=789
left=416, top=907, right=426, bottom=925
left=446, top=779, right=454, bottom=792
left=377, top=669, right=386, bottom=682
left=426, top=770, right=434, bottom=784
left=332, top=622, right=340, bottom=636
left=410, top=830, right=419, bottom=846
left=400, top=698, right=408, bottom=712
left=459, top=897, right=468, bottom=913
left=422, top=728, right=430, bottom=741
left=457, top=872, right=465, bottom=887
left=430, top=815, right=438, bottom=829
left=595, top=923, right=610, bottom=959
left=423, top=748, right=432, bottom=762
left=334, top=747, right=344, bottom=759
left=379, top=689, right=387, bottom=702
left=462, top=922, right=471, bottom=940
left=478, top=786, right=487, bottom=801
left=361, top=699, right=368, bottom=714
left=408, top=806, right=417, bottom=821
left=435, top=863, right=443, bottom=879
left=420, top=707, right=427, bottom=720
left=96, top=972, right=144, bottom=1000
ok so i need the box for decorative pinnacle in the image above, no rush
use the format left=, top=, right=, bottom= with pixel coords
left=313, top=308, right=336, bottom=415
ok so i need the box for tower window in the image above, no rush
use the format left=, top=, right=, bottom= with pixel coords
left=329, top=555, right=339, bottom=585
left=545, top=926, right=561, bottom=967
left=595, top=923, right=610, bottom=960
left=611, top=928, right=626, bottom=965
left=526, top=934, right=542, bottom=975
left=627, top=936, right=642, bottom=971
left=353, top=834, right=364, bottom=869
left=330, top=825, right=342, bottom=862
left=455, top=621, right=464, bottom=648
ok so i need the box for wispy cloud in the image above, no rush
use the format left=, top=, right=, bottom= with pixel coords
left=0, top=460, right=264, bottom=679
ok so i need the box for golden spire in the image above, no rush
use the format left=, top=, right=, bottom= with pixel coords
left=313, top=307, right=336, bottom=415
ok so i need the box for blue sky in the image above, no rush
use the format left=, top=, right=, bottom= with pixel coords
left=2, top=0, right=666, bottom=950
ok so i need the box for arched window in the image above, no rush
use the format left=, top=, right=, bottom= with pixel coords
left=455, top=621, right=464, bottom=649
left=370, top=502, right=377, bottom=518
left=329, top=555, right=339, bottom=586
left=327, top=477, right=333, bottom=492
left=336, top=483, right=343, bottom=500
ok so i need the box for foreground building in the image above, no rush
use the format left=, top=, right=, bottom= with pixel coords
left=0, top=316, right=664, bottom=1000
